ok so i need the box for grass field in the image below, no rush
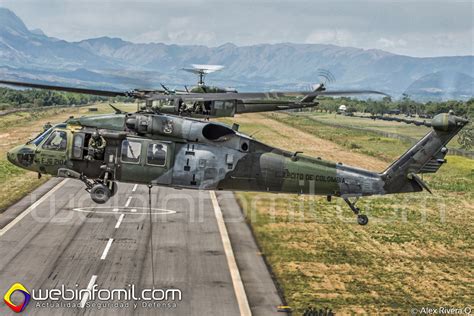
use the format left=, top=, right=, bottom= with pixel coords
left=219, top=113, right=473, bottom=315
left=0, top=102, right=136, bottom=212
left=296, top=111, right=467, bottom=150
left=1, top=106, right=472, bottom=314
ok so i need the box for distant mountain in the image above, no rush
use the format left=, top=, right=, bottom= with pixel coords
left=0, top=8, right=116, bottom=69
left=0, top=7, right=472, bottom=100
left=404, top=71, right=474, bottom=101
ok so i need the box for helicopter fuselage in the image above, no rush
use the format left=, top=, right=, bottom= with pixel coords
left=7, top=111, right=468, bottom=225
left=7, top=112, right=385, bottom=197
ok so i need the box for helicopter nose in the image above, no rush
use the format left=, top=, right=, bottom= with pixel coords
left=6, top=148, right=17, bottom=165
left=6, top=145, right=37, bottom=170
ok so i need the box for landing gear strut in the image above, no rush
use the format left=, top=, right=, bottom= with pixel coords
left=78, top=173, right=116, bottom=204
left=343, top=197, right=369, bottom=226
left=57, top=168, right=117, bottom=204
left=109, top=181, right=118, bottom=197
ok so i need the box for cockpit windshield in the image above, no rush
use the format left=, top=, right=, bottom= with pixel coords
left=28, top=123, right=67, bottom=146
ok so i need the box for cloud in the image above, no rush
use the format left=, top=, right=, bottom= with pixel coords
left=0, top=0, right=472, bottom=56
left=305, top=29, right=357, bottom=47
left=134, top=30, right=216, bottom=45
left=377, top=37, right=408, bottom=49
left=132, top=17, right=216, bottom=45
left=374, top=29, right=474, bottom=56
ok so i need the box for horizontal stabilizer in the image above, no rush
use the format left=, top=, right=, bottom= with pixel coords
left=419, top=149, right=447, bottom=174
left=409, top=173, right=432, bottom=194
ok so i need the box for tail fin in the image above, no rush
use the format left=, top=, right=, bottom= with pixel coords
left=381, top=112, right=469, bottom=194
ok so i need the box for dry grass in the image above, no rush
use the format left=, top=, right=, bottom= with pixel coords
left=219, top=113, right=474, bottom=315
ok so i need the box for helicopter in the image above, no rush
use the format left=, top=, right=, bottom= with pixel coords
left=0, top=65, right=389, bottom=118
left=150, top=64, right=383, bottom=117
left=4, top=80, right=469, bottom=225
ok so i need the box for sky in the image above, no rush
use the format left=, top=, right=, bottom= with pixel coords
left=0, top=0, right=472, bottom=57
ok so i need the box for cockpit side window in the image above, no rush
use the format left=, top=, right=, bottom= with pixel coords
left=29, top=123, right=67, bottom=146
left=30, top=128, right=54, bottom=146
left=42, top=131, right=68, bottom=151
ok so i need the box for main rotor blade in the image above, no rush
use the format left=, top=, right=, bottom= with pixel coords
left=300, top=89, right=390, bottom=102
left=150, top=92, right=291, bottom=101
left=0, top=79, right=390, bottom=102
left=160, top=83, right=171, bottom=94
left=149, top=89, right=390, bottom=102
left=317, top=90, right=390, bottom=97
left=0, top=80, right=130, bottom=98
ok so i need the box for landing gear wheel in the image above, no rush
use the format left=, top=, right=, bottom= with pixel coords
left=109, top=181, right=118, bottom=197
left=357, top=214, right=369, bottom=226
left=90, top=183, right=111, bottom=204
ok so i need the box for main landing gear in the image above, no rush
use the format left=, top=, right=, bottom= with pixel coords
left=343, top=197, right=369, bottom=226
left=76, top=174, right=117, bottom=204
left=89, top=182, right=117, bottom=204
left=88, top=179, right=117, bottom=204
left=57, top=168, right=117, bottom=204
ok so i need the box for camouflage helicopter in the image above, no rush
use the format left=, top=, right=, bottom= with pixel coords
left=0, top=65, right=388, bottom=118
left=4, top=76, right=469, bottom=225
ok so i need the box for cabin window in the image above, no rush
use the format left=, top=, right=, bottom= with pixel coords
left=224, top=101, right=235, bottom=110
left=42, top=131, right=67, bottom=151
left=72, top=133, right=85, bottom=159
left=214, top=101, right=234, bottom=110
left=121, top=139, right=142, bottom=164
left=214, top=101, right=224, bottom=110
left=147, top=143, right=167, bottom=166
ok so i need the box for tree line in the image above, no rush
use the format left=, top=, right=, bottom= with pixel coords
left=316, top=96, right=473, bottom=150
left=317, top=96, right=473, bottom=119
left=0, top=88, right=132, bottom=110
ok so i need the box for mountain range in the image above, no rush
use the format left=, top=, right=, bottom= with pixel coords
left=0, top=7, right=472, bottom=100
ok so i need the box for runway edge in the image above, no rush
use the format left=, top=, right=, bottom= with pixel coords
left=216, top=191, right=290, bottom=316
left=0, top=178, right=64, bottom=230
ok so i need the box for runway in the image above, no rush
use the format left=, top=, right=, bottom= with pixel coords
left=0, top=179, right=285, bottom=315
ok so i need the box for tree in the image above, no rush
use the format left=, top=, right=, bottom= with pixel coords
left=458, top=124, right=473, bottom=150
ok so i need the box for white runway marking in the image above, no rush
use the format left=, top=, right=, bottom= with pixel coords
left=124, top=197, right=133, bottom=207
left=0, top=179, right=68, bottom=237
left=100, top=238, right=114, bottom=260
left=80, top=275, right=97, bottom=308
left=115, top=214, right=125, bottom=229
left=132, top=184, right=138, bottom=192
left=71, top=206, right=176, bottom=215
left=112, top=208, right=119, bottom=212
left=209, top=191, right=251, bottom=316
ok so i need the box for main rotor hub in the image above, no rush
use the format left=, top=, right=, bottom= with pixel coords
left=182, top=64, right=224, bottom=86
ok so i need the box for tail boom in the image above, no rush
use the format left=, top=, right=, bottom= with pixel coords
left=381, top=113, right=469, bottom=194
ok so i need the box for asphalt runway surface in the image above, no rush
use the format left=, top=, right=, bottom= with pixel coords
left=0, top=178, right=285, bottom=315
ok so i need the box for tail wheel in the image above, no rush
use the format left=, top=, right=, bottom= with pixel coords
left=357, top=214, right=369, bottom=226
left=90, top=183, right=111, bottom=204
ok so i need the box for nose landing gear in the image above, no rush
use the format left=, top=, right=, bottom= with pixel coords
left=343, top=197, right=369, bottom=226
